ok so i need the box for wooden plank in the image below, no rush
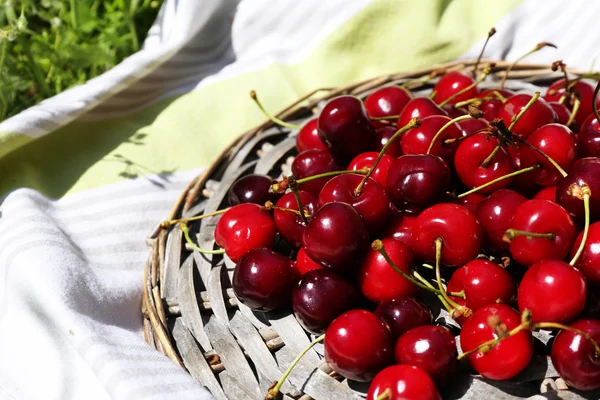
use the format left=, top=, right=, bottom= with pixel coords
left=162, top=227, right=182, bottom=302
left=206, top=265, right=229, bottom=325
left=267, top=310, right=320, bottom=365
left=177, top=254, right=211, bottom=351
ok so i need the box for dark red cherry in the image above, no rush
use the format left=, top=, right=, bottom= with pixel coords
left=443, top=104, right=466, bottom=119
left=347, top=151, right=394, bottom=187
left=460, top=304, right=533, bottom=380
left=382, top=214, right=416, bottom=247
left=519, top=123, right=577, bottom=186
left=318, top=95, right=377, bottom=161
left=476, top=189, right=527, bottom=253
left=302, top=202, right=369, bottom=273
left=357, top=239, right=418, bottom=303
left=584, top=289, right=600, bottom=319
left=291, top=149, right=342, bottom=196
left=570, top=222, right=600, bottom=285
left=295, top=247, right=324, bottom=275
left=497, top=94, right=556, bottom=139
left=454, top=133, right=515, bottom=193
left=375, top=297, right=432, bottom=340
left=397, top=97, right=447, bottom=129
left=412, top=203, right=483, bottom=267
left=296, top=118, right=327, bottom=152
left=394, top=325, right=457, bottom=386
left=556, top=157, right=600, bottom=222
left=292, top=269, right=359, bottom=334
left=228, top=174, right=280, bottom=206
left=386, top=154, right=451, bottom=215
left=273, top=190, right=318, bottom=248
left=545, top=79, right=600, bottom=127
left=318, top=174, right=389, bottom=233
left=551, top=318, right=600, bottom=391
left=214, top=203, right=277, bottom=262
left=548, top=102, right=572, bottom=126
left=367, top=365, right=441, bottom=400
left=508, top=199, right=575, bottom=266
left=432, top=71, right=479, bottom=105
left=375, top=126, right=403, bottom=157
left=518, top=260, right=586, bottom=324
left=364, top=86, right=412, bottom=125
left=232, top=248, right=300, bottom=311
left=478, top=88, right=515, bottom=122
left=578, top=113, right=600, bottom=158
left=399, top=115, right=464, bottom=165
left=534, top=185, right=558, bottom=202
left=458, top=117, right=489, bottom=136
left=455, top=193, right=486, bottom=215
left=325, top=309, right=394, bottom=381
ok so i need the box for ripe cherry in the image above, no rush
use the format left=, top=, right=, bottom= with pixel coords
left=375, top=297, right=432, bottom=340
left=232, top=248, right=300, bottom=311
left=534, top=185, right=557, bottom=202
left=302, top=202, right=369, bottom=273
left=375, top=126, right=403, bottom=157
left=296, top=118, right=327, bottom=152
left=497, top=94, right=556, bottom=139
left=364, top=86, right=412, bottom=125
left=518, top=260, right=586, bottom=324
left=412, top=203, right=483, bottom=267
left=476, top=189, right=527, bottom=254
left=295, top=247, right=323, bottom=275
left=460, top=304, right=533, bottom=380
left=478, top=88, right=515, bottom=122
left=454, top=193, right=486, bottom=215
left=556, top=157, right=600, bottom=222
left=214, top=203, right=277, bottom=262
left=324, top=309, right=394, bottom=381
left=578, top=113, right=600, bottom=158
left=551, top=318, right=600, bottom=391
left=273, top=190, right=317, bottom=248
left=545, top=79, right=600, bottom=127
left=382, top=214, right=416, bottom=247
left=399, top=115, right=464, bottom=164
left=397, top=97, right=447, bottom=129
left=291, top=149, right=342, bottom=195
left=228, top=174, right=281, bottom=206
left=366, top=365, right=441, bottom=400
left=432, top=71, right=479, bottom=105
left=548, top=101, right=572, bottom=126
left=458, top=117, right=489, bottom=136
left=394, top=325, right=457, bottom=386
left=347, top=151, right=394, bottom=188
left=570, top=222, right=600, bottom=285
left=292, top=269, right=359, bottom=334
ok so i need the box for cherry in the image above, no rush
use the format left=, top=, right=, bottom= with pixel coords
left=455, top=193, right=486, bottom=215
left=534, top=185, right=558, bottom=202
left=476, top=189, right=526, bottom=254
left=458, top=117, right=489, bottom=136
left=556, top=157, right=600, bottom=221
left=324, top=309, right=394, bottom=381
left=291, top=149, right=342, bottom=196
left=460, top=304, right=533, bottom=380
left=357, top=238, right=418, bottom=303
left=578, top=113, right=600, bottom=158
left=347, top=151, right=394, bottom=188
left=519, top=123, right=577, bottom=186
left=400, top=115, right=464, bottom=164
left=318, top=95, right=377, bottom=161
left=545, top=79, right=600, bottom=127
left=584, top=290, right=600, bottom=319
left=273, top=190, right=317, bottom=248
left=551, top=318, right=600, bottom=391
left=507, top=199, right=575, bottom=266
left=570, top=222, right=600, bottom=284
left=397, top=97, right=447, bottom=129
left=548, top=101, right=572, bottom=126
left=295, top=247, right=324, bottom=275
left=375, top=126, right=403, bottom=157
left=292, top=269, right=359, bottom=334
left=364, top=86, right=412, bottom=124
left=412, top=203, right=483, bottom=267
left=478, top=88, right=515, bottom=122
left=366, top=365, right=441, bottom=400
left=318, top=174, right=389, bottom=233
left=518, top=260, right=586, bottom=324
left=394, top=325, right=457, bottom=386
left=214, top=203, right=277, bottom=262
left=296, top=118, right=327, bottom=152
left=448, top=259, right=516, bottom=312
left=432, top=71, right=479, bottom=105
left=497, top=94, right=556, bottom=139
left=381, top=214, right=417, bottom=248
left=386, top=154, right=451, bottom=215
left=302, top=202, right=369, bottom=273
left=454, top=133, right=515, bottom=193
left=228, top=174, right=281, bottom=206
left=232, top=248, right=300, bottom=311
left=375, top=297, right=432, bottom=340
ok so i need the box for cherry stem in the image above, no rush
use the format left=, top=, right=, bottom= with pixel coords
left=488, top=90, right=508, bottom=102
left=355, top=118, right=420, bottom=196
left=429, top=90, right=437, bottom=100
left=593, top=80, right=600, bottom=123
left=370, top=115, right=400, bottom=121
left=569, top=184, right=592, bottom=266
left=503, top=229, right=555, bottom=243
left=513, top=137, right=568, bottom=178
left=444, top=132, right=476, bottom=145
left=499, top=42, right=557, bottom=90
left=294, top=168, right=369, bottom=185
left=439, top=66, right=492, bottom=107
left=264, top=201, right=308, bottom=218
left=180, top=224, right=226, bottom=255
left=414, top=268, right=466, bottom=297
left=566, top=95, right=581, bottom=127
left=161, top=208, right=229, bottom=228
left=434, top=238, right=469, bottom=314
left=376, top=389, right=392, bottom=400
left=472, top=27, right=496, bottom=78
left=508, top=91, right=540, bottom=131
left=250, top=90, right=302, bottom=130
left=426, top=115, right=473, bottom=155
left=413, top=270, right=453, bottom=312
left=266, top=334, right=325, bottom=399
left=532, top=322, right=600, bottom=358
left=480, top=142, right=503, bottom=169
left=286, top=176, right=309, bottom=225
left=456, top=164, right=541, bottom=199
left=400, top=69, right=444, bottom=89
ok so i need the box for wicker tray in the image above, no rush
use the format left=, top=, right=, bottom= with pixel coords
left=141, top=59, right=593, bottom=400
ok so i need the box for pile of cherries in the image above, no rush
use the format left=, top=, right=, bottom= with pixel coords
left=169, top=58, right=600, bottom=399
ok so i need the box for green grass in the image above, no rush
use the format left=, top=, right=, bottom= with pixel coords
left=0, top=0, right=163, bottom=121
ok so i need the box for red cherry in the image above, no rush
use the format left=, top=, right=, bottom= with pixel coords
left=357, top=239, right=418, bottom=303
left=375, top=297, right=432, bottom=340
left=381, top=214, right=416, bottom=248
left=400, top=115, right=464, bottom=164
left=534, top=185, right=558, bottom=202
left=397, top=97, right=447, bottom=129
left=325, top=309, right=393, bottom=381
left=366, top=365, right=441, bottom=400
left=548, top=102, right=572, bottom=126
left=507, top=199, right=575, bottom=266
left=273, top=190, right=317, bottom=248
left=551, top=318, right=600, bottom=391
left=296, top=118, right=327, bottom=152
left=214, top=203, right=277, bottom=262
left=545, top=79, right=600, bottom=127
left=556, top=157, right=600, bottom=222
left=455, top=193, right=486, bottom=215
left=432, top=71, right=479, bottom=105
left=318, top=95, right=377, bottom=161
left=295, top=247, right=324, bottom=275
left=364, top=86, right=412, bottom=125
left=318, top=174, right=390, bottom=233
left=232, top=248, right=300, bottom=311
left=228, top=174, right=281, bottom=206
left=478, top=88, right=515, bottom=122
left=476, top=189, right=527, bottom=254
left=578, top=113, right=600, bottom=158
left=571, top=222, right=600, bottom=285
left=394, top=325, right=457, bottom=386
left=347, top=151, right=394, bottom=187
left=291, top=149, right=342, bottom=196
left=497, top=94, right=556, bottom=139
left=302, top=202, right=369, bottom=273
left=460, top=304, right=533, bottom=380
left=412, top=203, right=483, bottom=267
left=458, top=117, right=489, bottom=136
left=375, top=126, right=403, bottom=158
left=518, top=260, right=586, bottom=324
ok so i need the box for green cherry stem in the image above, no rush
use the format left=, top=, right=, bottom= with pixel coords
left=412, top=270, right=453, bottom=312
left=456, top=164, right=541, bottom=199
left=472, top=27, right=496, bottom=78
left=250, top=90, right=302, bottom=130
left=161, top=208, right=229, bottom=228
left=503, top=229, right=555, bottom=243
left=434, top=238, right=468, bottom=313
left=181, top=224, right=226, bottom=255
left=499, top=42, right=557, bottom=90
left=294, top=168, right=369, bottom=185
left=508, top=91, right=540, bottom=131
left=370, top=115, right=400, bottom=121
left=566, top=95, right=581, bottom=127
left=376, top=389, right=392, bottom=400
left=439, top=66, right=492, bottom=108
left=513, top=137, right=568, bottom=178
left=286, top=175, right=309, bottom=225
left=569, top=184, right=592, bottom=266
left=426, top=115, right=473, bottom=155
left=263, top=201, right=308, bottom=218
left=480, top=142, right=503, bottom=169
